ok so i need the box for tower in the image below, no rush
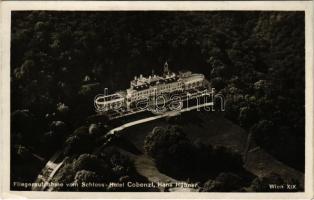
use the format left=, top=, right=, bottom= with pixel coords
left=163, top=61, right=170, bottom=75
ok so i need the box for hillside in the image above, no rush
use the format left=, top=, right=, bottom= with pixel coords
left=10, top=11, right=305, bottom=191
left=118, top=111, right=304, bottom=188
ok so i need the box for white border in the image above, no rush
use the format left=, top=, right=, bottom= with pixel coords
left=0, top=1, right=313, bottom=199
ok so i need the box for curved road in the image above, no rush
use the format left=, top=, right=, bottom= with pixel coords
left=108, top=102, right=214, bottom=135
left=35, top=102, right=213, bottom=191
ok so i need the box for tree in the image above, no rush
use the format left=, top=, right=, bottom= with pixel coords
left=211, top=77, right=225, bottom=91
left=51, top=158, right=76, bottom=191
left=56, top=102, right=70, bottom=117
left=10, top=11, right=305, bottom=187
left=73, top=154, right=109, bottom=175
left=50, top=121, right=67, bottom=135
left=88, top=123, right=103, bottom=136
left=14, top=60, right=36, bottom=81
left=11, top=109, right=34, bottom=135
left=201, top=172, right=244, bottom=192
left=144, top=125, right=196, bottom=177
left=74, top=170, right=102, bottom=191
left=251, top=120, right=275, bottom=148
left=238, top=106, right=259, bottom=129
left=214, top=172, right=244, bottom=191
left=78, top=83, right=101, bottom=97
left=63, top=134, right=94, bottom=156
left=248, top=172, right=285, bottom=192
left=40, top=130, right=63, bottom=156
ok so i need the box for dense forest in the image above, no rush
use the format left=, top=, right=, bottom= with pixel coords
left=11, top=11, right=305, bottom=191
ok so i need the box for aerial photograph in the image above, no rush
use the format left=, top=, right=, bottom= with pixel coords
left=10, top=11, right=305, bottom=192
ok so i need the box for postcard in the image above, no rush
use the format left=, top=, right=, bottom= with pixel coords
left=0, top=1, right=313, bottom=199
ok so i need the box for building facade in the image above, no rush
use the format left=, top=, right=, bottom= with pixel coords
left=95, top=62, right=205, bottom=112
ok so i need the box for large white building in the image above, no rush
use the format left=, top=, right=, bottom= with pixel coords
left=95, top=62, right=205, bottom=112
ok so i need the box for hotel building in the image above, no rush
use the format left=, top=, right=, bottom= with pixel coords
left=95, top=62, right=205, bottom=112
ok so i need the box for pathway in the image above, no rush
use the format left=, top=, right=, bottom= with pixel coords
left=34, top=102, right=213, bottom=191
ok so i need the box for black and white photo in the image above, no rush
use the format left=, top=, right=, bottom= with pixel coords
left=0, top=1, right=313, bottom=199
